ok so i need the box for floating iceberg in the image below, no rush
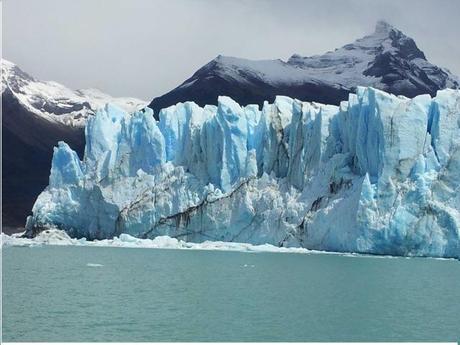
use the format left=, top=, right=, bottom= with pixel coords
left=2, top=230, right=313, bottom=254
left=25, top=87, right=460, bottom=258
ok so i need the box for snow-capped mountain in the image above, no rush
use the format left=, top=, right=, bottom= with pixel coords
left=26, top=87, right=460, bottom=258
left=149, top=21, right=459, bottom=116
left=1, top=59, right=146, bottom=229
left=1, top=59, right=146, bottom=127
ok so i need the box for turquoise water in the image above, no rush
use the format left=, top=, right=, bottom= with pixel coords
left=2, top=246, right=460, bottom=341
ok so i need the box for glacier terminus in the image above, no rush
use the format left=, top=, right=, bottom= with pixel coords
left=25, top=87, right=460, bottom=259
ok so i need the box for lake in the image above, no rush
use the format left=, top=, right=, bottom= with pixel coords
left=2, top=246, right=459, bottom=341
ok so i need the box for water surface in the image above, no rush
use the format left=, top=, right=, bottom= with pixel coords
left=3, top=246, right=459, bottom=341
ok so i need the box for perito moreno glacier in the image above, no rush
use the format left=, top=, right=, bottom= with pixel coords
left=25, top=87, right=460, bottom=258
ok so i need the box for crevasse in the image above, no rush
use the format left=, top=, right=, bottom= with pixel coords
left=25, top=87, right=460, bottom=258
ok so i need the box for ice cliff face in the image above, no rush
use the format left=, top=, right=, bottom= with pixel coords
left=26, top=87, right=460, bottom=258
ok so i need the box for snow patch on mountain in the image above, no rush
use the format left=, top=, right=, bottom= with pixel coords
left=205, top=21, right=459, bottom=91
left=1, top=59, right=147, bottom=127
left=149, top=21, right=459, bottom=116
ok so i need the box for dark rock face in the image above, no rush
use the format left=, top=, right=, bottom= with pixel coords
left=362, top=27, right=457, bottom=98
left=2, top=88, right=85, bottom=231
left=149, top=21, right=458, bottom=118
left=150, top=73, right=351, bottom=116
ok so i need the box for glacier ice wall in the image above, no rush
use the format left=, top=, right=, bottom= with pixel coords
left=26, top=87, right=460, bottom=258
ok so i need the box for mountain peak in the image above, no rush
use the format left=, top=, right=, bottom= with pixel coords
left=149, top=20, right=459, bottom=115
left=1, top=58, right=16, bottom=70
left=374, top=20, right=395, bottom=34
left=2, top=58, right=147, bottom=127
left=349, top=21, right=425, bottom=60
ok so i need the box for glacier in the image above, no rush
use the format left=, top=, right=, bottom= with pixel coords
left=25, top=87, right=460, bottom=259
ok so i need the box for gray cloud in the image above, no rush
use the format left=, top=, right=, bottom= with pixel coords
left=3, top=0, right=459, bottom=100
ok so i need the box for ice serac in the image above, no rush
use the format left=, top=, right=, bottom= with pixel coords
left=26, top=88, right=460, bottom=258
left=49, top=142, right=84, bottom=188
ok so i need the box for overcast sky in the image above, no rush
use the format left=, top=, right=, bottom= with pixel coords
left=3, top=0, right=460, bottom=100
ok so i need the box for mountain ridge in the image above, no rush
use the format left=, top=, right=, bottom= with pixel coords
left=1, top=60, right=146, bottom=230
left=1, top=59, right=146, bottom=127
left=148, top=21, right=459, bottom=117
